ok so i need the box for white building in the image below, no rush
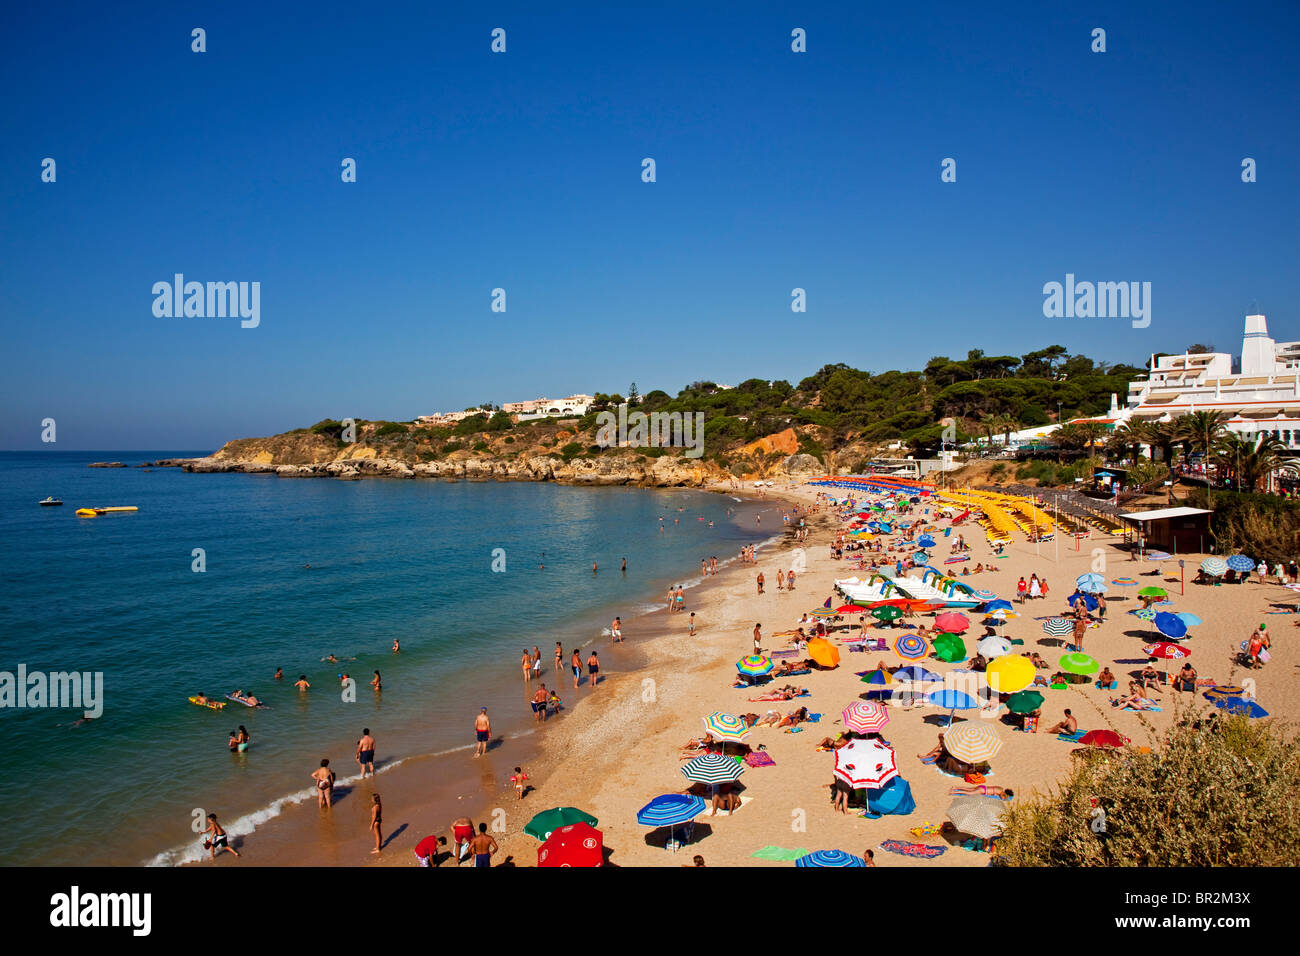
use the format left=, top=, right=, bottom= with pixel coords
left=505, top=394, right=594, bottom=420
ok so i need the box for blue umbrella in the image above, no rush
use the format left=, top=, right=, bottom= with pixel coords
left=1177, top=613, right=1203, bottom=627
left=796, top=849, right=866, bottom=867
left=1076, top=573, right=1107, bottom=593
left=917, top=535, right=936, bottom=548
left=914, top=551, right=931, bottom=563
left=1146, top=551, right=1172, bottom=561
left=1214, top=697, right=1269, bottom=718
left=927, top=688, right=980, bottom=725
left=983, top=599, right=1014, bottom=613
left=1075, top=579, right=1107, bottom=594
left=636, top=794, right=706, bottom=827
left=1067, top=592, right=1099, bottom=610
left=893, top=665, right=942, bottom=682
left=1154, top=612, right=1187, bottom=639
left=1225, top=555, right=1255, bottom=572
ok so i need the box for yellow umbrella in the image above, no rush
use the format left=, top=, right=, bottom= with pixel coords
left=807, top=638, right=841, bottom=668
left=985, top=654, right=1035, bottom=694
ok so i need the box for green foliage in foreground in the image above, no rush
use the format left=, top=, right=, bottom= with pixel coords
left=996, top=713, right=1300, bottom=866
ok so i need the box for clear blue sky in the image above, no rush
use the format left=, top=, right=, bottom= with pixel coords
left=3, top=1, right=1298, bottom=449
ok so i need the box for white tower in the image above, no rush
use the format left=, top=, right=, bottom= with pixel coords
left=1241, top=314, right=1273, bottom=376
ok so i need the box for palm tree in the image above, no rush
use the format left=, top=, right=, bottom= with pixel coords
left=1214, top=432, right=1291, bottom=491
left=1052, top=423, right=1086, bottom=462
left=1072, top=421, right=1107, bottom=460
left=1175, top=410, right=1229, bottom=458
left=993, top=413, right=1019, bottom=445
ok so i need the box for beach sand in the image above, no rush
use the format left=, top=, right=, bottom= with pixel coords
left=201, top=481, right=1299, bottom=867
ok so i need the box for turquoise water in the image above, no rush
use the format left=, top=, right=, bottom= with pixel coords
left=0, top=451, right=766, bottom=865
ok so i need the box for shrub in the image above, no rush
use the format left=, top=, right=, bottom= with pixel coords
left=453, top=414, right=489, bottom=436
left=559, top=442, right=584, bottom=461
left=503, top=436, right=514, bottom=444
left=311, top=419, right=344, bottom=438
left=443, top=441, right=463, bottom=454
left=996, top=713, right=1300, bottom=866
left=472, top=441, right=489, bottom=451
left=374, top=422, right=408, bottom=438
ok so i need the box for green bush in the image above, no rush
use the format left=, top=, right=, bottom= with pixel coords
left=559, top=442, right=584, bottom=461
left=486, top=411, right=513, bottom=432
left=453, top=414, right=489, bottom=436
left=503, top=436, right=514, bottom=444
left=996, top=713, right=1300, bottom=866
left=374, top=422, right=408, bottom=438
left=311, top=419, right=344, bottom=438
left=443, top=441, right=463, bottom=454
left=472, top=441, right=489, bottom=451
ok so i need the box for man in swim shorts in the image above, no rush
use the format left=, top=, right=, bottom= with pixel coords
left=532, top=684, right=549, bottom=723
left=474, top=708, right=491, bottom=757
left=356, top=727, right=376, bottom=776
left=470, top=822, right=498, bottom=867
left=450, top=817, right=474, bottom=865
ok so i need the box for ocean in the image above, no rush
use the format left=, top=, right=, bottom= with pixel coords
left=0, top=451, right=773, bottom=865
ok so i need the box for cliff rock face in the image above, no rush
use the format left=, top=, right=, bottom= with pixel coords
left=183, top=435, right=721, bottom=487
left=738, top=427, right=799, bottom=458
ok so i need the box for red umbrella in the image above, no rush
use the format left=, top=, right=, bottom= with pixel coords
left=934, top=612, right=970, bottom=634
left=1078, top=730, right=1129, bottom=749
left=837, top=604, right=867, bottom=614
left=1142, top=642, right=1190, bottom=660
left=537, top=822, right=604, bottom=867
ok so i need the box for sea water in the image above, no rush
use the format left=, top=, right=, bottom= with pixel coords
left=0, top=451, right=771, bottom=865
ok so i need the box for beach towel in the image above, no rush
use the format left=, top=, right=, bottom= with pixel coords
left=784, top=726, right=803, bottom=733
left=919, top=754, right=938, bottom=764
left=806, top=713, right=822, bottom=723
left=1057, top=730, right=1086, bottom=742
left=744, top=751, right=776, bottom=768
left=881, top=839, right=946, bottom=859
left=1122, top=702, right=1162, bottom=712
left=751, top=846, right=808, bottom=861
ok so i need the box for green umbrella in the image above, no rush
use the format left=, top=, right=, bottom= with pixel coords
left=932, top=633, right=966, bottom=662
left=1059, top=652, right=1099, bottom=676
left=524, top=807, right=599, bottom=840
left=1006, top=690, right=1045, bottom=714
left=1137, top=586, right=1168, bottom=598
left=871, top=605, right=904, bottom=622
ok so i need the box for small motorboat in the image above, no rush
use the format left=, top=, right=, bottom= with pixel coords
left=39, top=497, right=63, bottom=506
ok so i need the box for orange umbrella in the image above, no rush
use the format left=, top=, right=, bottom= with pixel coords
left=807, top=638, right=841, bottom=668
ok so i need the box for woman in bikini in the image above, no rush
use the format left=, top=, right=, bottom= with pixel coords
left=311, top=759, right=335, bottom=808
left=369, top=793, right=383, bottom=854
left=949, top=784, right=1014, bottom=799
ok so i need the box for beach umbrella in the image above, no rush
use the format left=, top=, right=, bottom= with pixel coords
left=934, top=612, right=970, bottom=634
left=985, top=654, right=1035, bottom=694
left=1059, top=652, right=1099, bottom=676
left=893, top=632, right=930, bottom=661
left=736, top=655, right=774, bottom=678
left=524, top=807, right=599, bottom=840
left=1225, top=555, right=1256, bottom=572
left=859, top=667, right=893, bottom=686
left=1130, top=607, right=1157, bottom=621
left=702, top=712, right=750, bottom=743
left=1078, top=730, right=1129, bottom=749
left=977, top=636, right=1012, bottom=658
left=810, top=608, right=837, bottom=619
left=917, top=535, right=937, bottom=548
left=1076, top=572, right=1107, bottom=590
left=943, top=722, right=1003, bottom=764
left=1111, top=577, right=1139, bottom=586
left=833, top=738, right=899, bottom=788
left=1138, top=586, right=1168, bottom=598
left=681, top=753, right=745, bottom=785
left=1214, top=697, right=1269, bottom=718
left=1177, top=613, right=1203, bottom=627
left=1067, top=592, right=1099, bottom=610
left=1143, top=642, right=1190, bottom=660
left=1006, top=690, right=1045, bottom=714
left=1154, top=612, right=1188, bottom=640
left=932, top=633, right=967, bottom=662
left=537, top=823, right=603, bottom=867
left=983, top=599, right=1014, bottom=613
left=1042, top=617, right=1074, bottom=637
left=807, top=638, right=841, bottom=669
left=842, top=700, right=890, bottom=734
left=795, top=849, right=866, bottom=868
left=913, top=551, right=931, bottom=563
left=893, top=665, right=941, bottom=683
left=1146, top=551, right=1172, bottom=561
left=1200, top=557, right=1228, bottom=576
left=871, top=605, right=904, bottom=622
left=1203, top=685, right=1244, bottom=701
left=636, top=793, right=706, bottom=850
left=837, top=604, right=867, bottom=614
left=926, top=688, right=979, bottom=724
left=970, top=588, right=998, bottom=600
left=947, top=796, right=1005, bottom=840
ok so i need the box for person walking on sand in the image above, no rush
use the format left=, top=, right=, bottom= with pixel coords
left=511, top=766, right=529, bottom=800
left=675, top=585, right=685, bottom=612
left=470, top=822, right=498, bottom=868
left=356, top=728, right=376, bottom=776
left=312, top=759, right=335, bottom=808
left=474, top=708, right=491, bottom=757
left=689, top=612, right=696, bottom=636
left=777, top=569, right=785, bottom=591
left=753, top=623, right=762, bottom=655
left=203, top=813, right=240, bottom=860
left=787, top=568, right=796, bottom=591
left=369, top=793, right=383, bottom=854
left=757, top=572, right=765, bottom=595
left=571, top=649, right=582, bottom=689
left=587, top=650, right=600, bottom=689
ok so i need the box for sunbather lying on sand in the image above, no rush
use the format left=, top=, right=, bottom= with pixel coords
left=1023, top=651, right=1049, bottom=668
left=949, top=784, right=1014, bottom=799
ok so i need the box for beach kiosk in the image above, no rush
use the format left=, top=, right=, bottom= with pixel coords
left=1119, top=506, right=1212, bottom=555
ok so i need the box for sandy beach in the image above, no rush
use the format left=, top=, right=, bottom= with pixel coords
left=232, top=479, right=1296, bottom=869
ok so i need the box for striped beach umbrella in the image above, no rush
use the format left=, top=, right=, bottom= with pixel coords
left=1143, top=642, right=1189, bottom=660
left=859, top=667, right=892, bottom=686
left=736, top=655, right=774, bottom=678
left=893, top=632, right=930, bottom=661
left=795, top=849, right=866, bottom=868
left=932, top=633, right=966, bottom=662
left=1146, top=551, right=1172, bottom=561
left=1111, top=577, right=1139, bottom=586
left=893, top=665, right=941, bottom=682
left=977, top=636, right=1012, bottom=658
left=702, top=712, right=750, bottom=743
left=1059, top=652, right=1099, bottom=676
left=833, top=738, right=899, bottom=789
left=985, top=654, right=1035, bottom=694
left=970, top=587, right=998, bottom=601
left=1225, top=554, right=1256, bottom=572
left=934, top=612, right=971, bottom=634
left=1042, top=617, right=1074, bottom=637
left=947, top=796, right=1005, bottom=840
left=1154, top=612, right=1188, bottom=639
left=943, top=722, right=1003, bottom=764
left=841, top=700, right=890, bottom=734
left=681, top=753, right=745, bottom=785
left=1200, top=557, right=1228, bottom=576
left=636, top=794, right=706, bottom=850
left=810, top=608, right=837, bottom=619
left=1076, top=572, right=1106, bottom=590
left=1006, top=690, right=1045, bottom=714
left=1203, top=684, right=1244, bottom=701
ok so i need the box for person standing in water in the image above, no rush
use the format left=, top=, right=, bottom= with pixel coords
left=554, top=642, right=564, bottom=678
left=571, top=649, right=582, bottom=689
left=312, top=759, right=335, bottom=808
left=611, top=617, right=623, bottom=643
left=474, top=708, right=491, bottom=757
left=621, top=557, right=627, bottom=573
left=356, top=728, right=376, bottom=776
left=521, top=649, right=533, bottom=683
left=587, top=650, right=600, bottom=689
left=203, top=813, right=240, bottom=860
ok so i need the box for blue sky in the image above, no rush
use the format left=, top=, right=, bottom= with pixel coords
left=3, top=1, right=1298, bottom=449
